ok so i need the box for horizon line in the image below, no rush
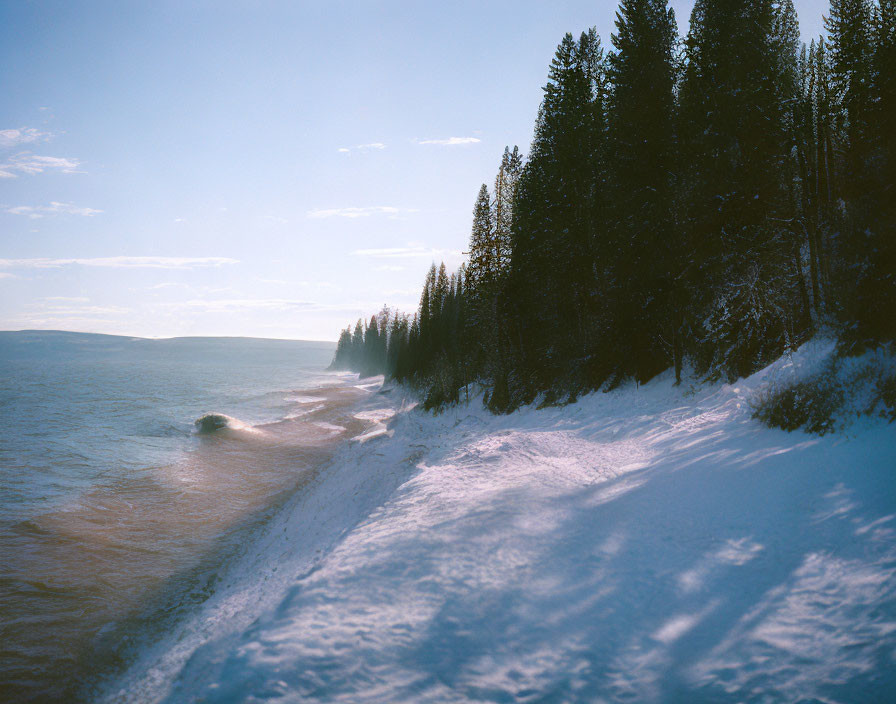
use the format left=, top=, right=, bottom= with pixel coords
left=0, top=328, right=338, bottom=344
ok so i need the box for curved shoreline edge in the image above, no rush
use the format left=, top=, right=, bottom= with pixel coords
left=102, top=346, right=896, bottom=703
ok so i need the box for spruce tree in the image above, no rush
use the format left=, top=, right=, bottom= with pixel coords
left=331, top=326, right=353, bottom=369
left=679, top=0, right=797, bottom=379
left=493, top=146, right=523, bottom=276
left=608, top=0, right=679, bottom=382
left=825, top=0, right=887, bottom=339
left=878, top=0, right=896, bottom=189
left=510, top=30, right=607, bottom=385
left=467, top=184, right=494, bottom=294
left=867, top=0, right=896, bottom=338
left=351, top=319, right=365, bottom=370
left=825, top=0, right=875, bottom=195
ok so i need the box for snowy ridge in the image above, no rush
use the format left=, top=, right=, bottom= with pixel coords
left=106, top=341, right=896, bottom=703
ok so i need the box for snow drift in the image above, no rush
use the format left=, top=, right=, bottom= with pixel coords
left=105, top=340, right=896, bottom=703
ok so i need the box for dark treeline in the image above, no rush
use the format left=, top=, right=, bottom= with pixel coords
left=331, top=0, right=895, bottom=412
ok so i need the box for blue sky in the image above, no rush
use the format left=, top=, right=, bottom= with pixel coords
left=0, top=0, right=827, bottom=340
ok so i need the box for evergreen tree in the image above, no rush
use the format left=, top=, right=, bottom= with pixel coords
left=607, top=0, right=679, bottom=382
left=330, top=326, right=354, bottom=369
left=878, top=0, right=896, bottom=189
left=362, top=315, right=379, bottom=376
left=418, top=264, right=436, bottom=367
left=679, top=0, right=798, bottom=379
left=351, top=319, right=364, bottom=369
left=493, top=146, right=523, bottom=275
left=825, top=0, right=875, bottom=195
left=865, top=0, right=896, bottom=338
left=467, top=184, right=495, bottom=292
left=330, top=1, right=890, bottom=411
left=434, top=262, right=449, bottom=316
left=511, top=30, right=608, bottom=385
left=826, top=0, right=890, bottom=339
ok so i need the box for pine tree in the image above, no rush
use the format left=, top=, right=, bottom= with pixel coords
left=493, top=146, right=523, bottom=275
left=417, top=263, right=436, bottom=368
left=825, top=0, right=889, bottom=340
left=825, top=0, right=875, bottom=195
left=351, top=319, right=365, bottom=369
left=608, top=0, right=679, bottom=382
left=330, top=326, right=354, bottom=369
left=878, top=0, right=896, bottom=189
left=865, top=0, right=896, bottom=339
left=331, top=2, right=890, bottom=408
left=467, top=184, right=495, bottom=293
left=679, top=0, right=798, bottom=379
left=510, top=30, right=608, bottom=386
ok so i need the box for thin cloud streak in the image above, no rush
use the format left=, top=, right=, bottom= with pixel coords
left=0, top=256, right=239, bottom=270
left=307, top=206, right=417, bottom=219
left=416, top=136, right=481, bottom=146
left=352, top=246, right=462, bottom=259
left=0, top=153, right=83, bottom=178
left=5, top=202, right=103, bottom=218
left=337, top=142, right=386, bottom=154
left=160, top=298, right=387, bottom=314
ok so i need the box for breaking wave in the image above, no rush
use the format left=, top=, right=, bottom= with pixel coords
left=193, top=413, right=251, bottom=434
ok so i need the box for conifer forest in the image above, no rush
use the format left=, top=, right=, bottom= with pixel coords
left=331, top=0, right=896, bottom=412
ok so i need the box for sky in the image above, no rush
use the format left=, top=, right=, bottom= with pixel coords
left=0, top=0, right=828, bottom=341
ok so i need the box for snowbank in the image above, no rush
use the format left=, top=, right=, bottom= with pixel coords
left=106, top=341, right=896, bottom=703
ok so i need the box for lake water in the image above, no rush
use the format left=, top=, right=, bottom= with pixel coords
left=0, top=331, right=367, bottom=702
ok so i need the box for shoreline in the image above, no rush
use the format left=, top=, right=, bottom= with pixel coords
left=102, top=351, right=896, bottom=703
left=2, top=373, right=379, bottom=704
left=98, top=375, right=413, bottom=702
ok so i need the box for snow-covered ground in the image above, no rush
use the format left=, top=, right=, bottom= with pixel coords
left=107, top=342, right=896, bottom=703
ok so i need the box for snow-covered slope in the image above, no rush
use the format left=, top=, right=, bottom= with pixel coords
left=107, top=342, right=896, bottom=703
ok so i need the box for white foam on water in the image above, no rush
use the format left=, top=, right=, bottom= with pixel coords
left=313, top=421, right=346, bottom=433
left=284, top=395, right=320, bottom=404
left=282, top=404, right=325, bottom=420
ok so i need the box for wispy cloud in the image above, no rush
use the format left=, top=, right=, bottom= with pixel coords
left=0, top=272, right=15, bottom=280
left=9, top=304, right=132, bottom=329
left=337, top=142, right=386, bottom=155
left=0, top=153, right=83, bottom=178
left=21, top=298, right=131, bottom=319
left=0, top=256, right=239, bottom=270
left=0, top=127, right=52, bottom=148
left=416, top=136, right=481, bottom=146
left=162, top=298, right=331, bottom=313
left=159, top=297, right=386, bottom=315
left=352, top=245, right=463, bottom=259
left=307, top=206, right=417, bottom=219
left=4, top=202, right=102, bottom=219
left=257, top=278, right=338, bottom=290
